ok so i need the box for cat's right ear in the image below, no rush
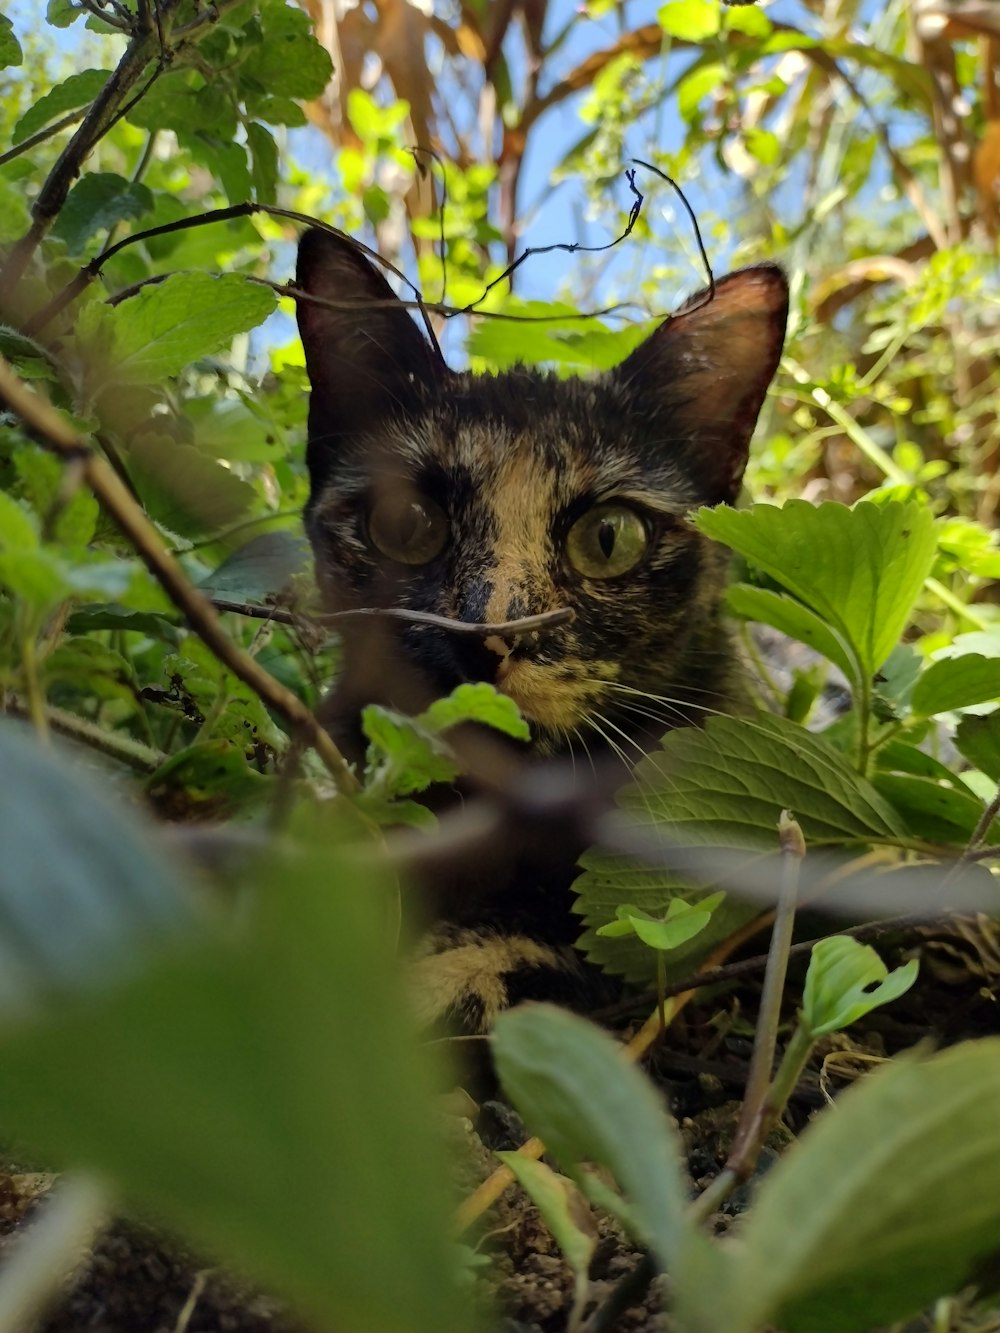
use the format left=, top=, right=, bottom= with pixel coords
left=295, top=228, right=446, bottom=450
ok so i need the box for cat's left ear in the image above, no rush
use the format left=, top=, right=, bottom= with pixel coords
left=612, top=264, right=788, bottom=504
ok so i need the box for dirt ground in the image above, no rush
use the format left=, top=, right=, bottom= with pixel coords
left=1, top=919, right=998, bottom=1333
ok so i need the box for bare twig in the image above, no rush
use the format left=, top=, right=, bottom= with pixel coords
left=0, top=109, right=90, bottom=171
left=0, top=359, right=359, bottom=794
left=209, top=597, right=575, bottom=639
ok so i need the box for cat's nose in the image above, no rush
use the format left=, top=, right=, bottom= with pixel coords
left=451, top=631, right=520, bottom=684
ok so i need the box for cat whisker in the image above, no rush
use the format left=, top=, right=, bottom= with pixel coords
left=571, top=726, right=598, bottom=782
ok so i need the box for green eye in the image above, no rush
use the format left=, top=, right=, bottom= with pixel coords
left=368, top=493, right=449, bottom=565
left=565, top=504, right=649, bottom=579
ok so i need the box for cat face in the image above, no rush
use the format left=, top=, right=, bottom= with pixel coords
left=296, top=228, right=787, bottom=759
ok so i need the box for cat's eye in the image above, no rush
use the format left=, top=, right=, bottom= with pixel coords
left=565, top=504, right=649, bottom=579
left=367, top=492, right=449, bottom=565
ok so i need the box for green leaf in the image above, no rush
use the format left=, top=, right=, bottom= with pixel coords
left=0, top=723, right=194, bottom=1008
left=658, top=0, right=721, bottom=41
left=726, top=585, right=855, bottom=682
left=246, top=120, right=279, bottom=203
left=736, top=1041, right=1000, bottom=1333
left=0, top=491, right=40, bottom=551
left=362, top=706, right=459, bottom=796
left=45, top=0, right=81, bottom=25
left=677, top=60, right=726, bottom=119
left=955, top=712, right=1000, bottom=781
left=12, top=444, right=97, bottom=545
left=52, top=172, right=154, bottom=254
left=0, top=826, right=474, bottom=1333
left=496, top=1154, right=597, bottom=1315
left=12, top=68, right=110, bottom=142
left=0, top=14, right=22, bottom=69
left=802, top=936, right=918, bottom=1037
left=576, top=712, right=907, bottom=981
left=419, top=682, right=530, bottom=741
left=78, top=272, right=276, bottom=386
left=128, top=434, right=257, bottom=539
left=723, top=3, right=772, bottom=36
left=66, top=603, right=182, bottom=645
left=911, top=653, right=1000, bottom=717
left=238, top=4, right=333, bottom=99
left=597, top=893, right=726, bottom=951
left=147, top=741, right=272, bottom=820
left=199, top=532, right=311, bottom=602
left=697, top=501, right=938, bottom=681
left=467, top=299, right=656, bottom=372
left=872, top=772, right=999, bottom=847
left=493, top=1006, right=692, bottom=1266
left=744, top=127, right=780, bottom=166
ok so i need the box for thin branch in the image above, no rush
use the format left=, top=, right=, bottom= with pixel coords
left=209, top=597, right=575, bottom=639
left=0, top=109, right=89, bottom=171
left=0, top=359, right=359, bottom=794
left=4, top=696, right=166, bottom=773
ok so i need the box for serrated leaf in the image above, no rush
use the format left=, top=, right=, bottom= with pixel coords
left=419, top=682, right=530, bottom=741
left=736, top=1041, right=1000, bottom=1333
left=697, top=501, right=938, bottom=682
left=238, top=4, right=333, bottom=99
left=52, top=172, right=154, bottom=254
left=78, top=273, right=276, bottom=386
left=872, top=772, right=1000, bottom=847
left=911, top=653, right=1000, bottom=717
left=802, top=936, right=918, bottom=1037
left=955, top=712, right=1000, bottom=781
left=128, top=434, right=257, bottom=539
left=726, top=585, right=855, bottom=682
left=362, top=706, right=458, bottom=795
left=0, top=822, right=473, bottom=1333
left=13, top=68, right=110, bottom=142
left=576, top=712, right=908, bottom=981
left=199, top=531, right=311, bottom=602
left=0, top=14, right=22, bottom=69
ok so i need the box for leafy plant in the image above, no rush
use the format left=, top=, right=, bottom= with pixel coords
left=2, top=0, right=1000, bottom=1329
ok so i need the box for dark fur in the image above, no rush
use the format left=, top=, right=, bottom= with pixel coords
left=295, top=228, right=788, bottom=1029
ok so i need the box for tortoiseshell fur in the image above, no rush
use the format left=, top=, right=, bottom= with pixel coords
left=296, top=228, right=788, bottom=1031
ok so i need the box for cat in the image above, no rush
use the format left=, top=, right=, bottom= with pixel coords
left=294, top=226, right=788, bottom=1032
